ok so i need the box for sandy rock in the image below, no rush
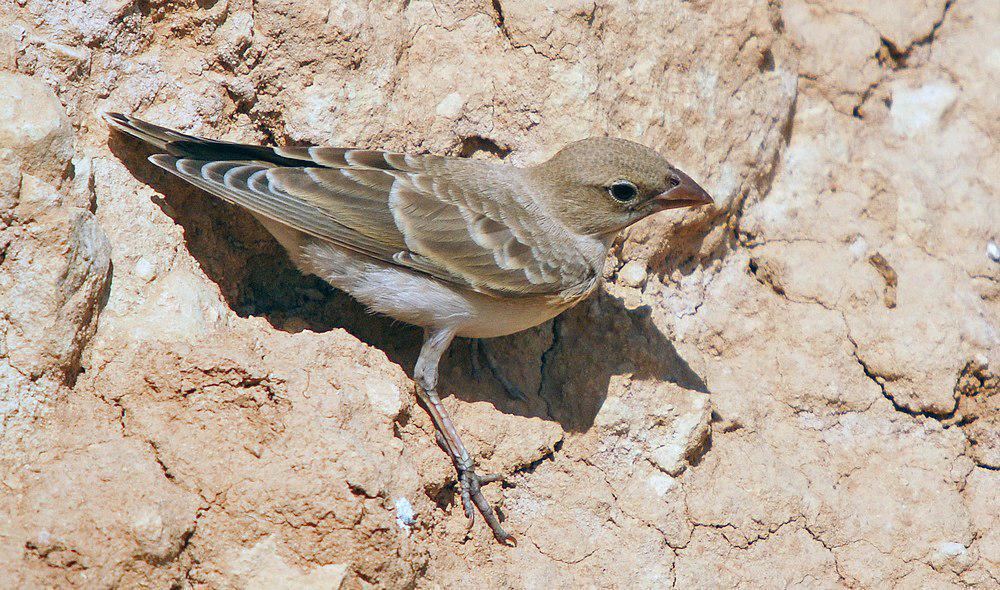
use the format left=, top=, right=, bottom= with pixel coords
left=889, top=78, right=959, bottom=138
left=675, top=526, right=841, bottom=589
left=0, top=387, right=202, bottom=588
left=931, top=0, right=1000, bottom=137
left=0, top=72, right=74, bottom=185
left=963, top=468, right=999, bottom=582
left=1, top=207, right=110, bottom=376
left=782, top=0, right=951, bottom=114
left=782, top=0, right=884, bottom=113
left=1, top=0, right=996, bottom=587
left=0, top=72, right=111, bottom=459
left=17, top=437, right=202, bottom=587
left=953, top=360, right=999, bottom=469
left=227, top=535, right=349, bottom=590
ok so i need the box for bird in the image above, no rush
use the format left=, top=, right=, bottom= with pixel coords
left=104, top=112, right=713, bottom=545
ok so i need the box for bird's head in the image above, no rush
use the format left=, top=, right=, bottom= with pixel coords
left=532, top=137, right=713, bottom=237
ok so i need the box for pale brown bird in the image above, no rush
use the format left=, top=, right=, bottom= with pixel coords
left=104, top=113, right=713, bottom=544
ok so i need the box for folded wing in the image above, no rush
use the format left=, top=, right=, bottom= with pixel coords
left=107, top=113, right=595, bottom=298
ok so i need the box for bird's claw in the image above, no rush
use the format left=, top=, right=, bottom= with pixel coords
left=457, top=466, right=516, bottom=545
left=479, top=473, right=505, bottom=485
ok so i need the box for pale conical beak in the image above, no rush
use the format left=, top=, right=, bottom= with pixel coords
left=653, top=170, right=714, bottom=210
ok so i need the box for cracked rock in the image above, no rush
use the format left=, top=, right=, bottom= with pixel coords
left=0, top=0, right=995, bottom=587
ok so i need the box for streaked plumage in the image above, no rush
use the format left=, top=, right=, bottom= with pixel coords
left=105, top=112, right=713, bottom=544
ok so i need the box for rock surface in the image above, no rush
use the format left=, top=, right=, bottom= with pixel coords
left=1, top=0, right=996, bottom=587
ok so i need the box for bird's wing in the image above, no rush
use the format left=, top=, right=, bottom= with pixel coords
left=106, top=113, right=595, bottom=297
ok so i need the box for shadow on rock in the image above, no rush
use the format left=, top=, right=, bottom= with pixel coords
left=108, top=133, right=709, bottom=433
left=541, top=293, right=707, bottom=431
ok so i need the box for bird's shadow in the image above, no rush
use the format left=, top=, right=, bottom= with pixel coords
left=108, top=134, right=708, bottom=433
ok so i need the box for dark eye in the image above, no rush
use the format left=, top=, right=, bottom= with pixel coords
left=608, top=180, right=638, bottom=202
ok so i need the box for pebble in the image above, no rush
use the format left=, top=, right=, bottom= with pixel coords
left=394, top=497, right=416, bottom=531
left=619, top=260, right=648, bottom=288
left=134, top=257, right=156, bottom=282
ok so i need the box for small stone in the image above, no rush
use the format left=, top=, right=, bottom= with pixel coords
left=435, top=92, right=464, bottom=118
left=230, top=535, right=348, bottom=590
left=936, top=542, right=967, bottom=557
left=594, top=394, right=631, bottom=431
left=394, top=497, right=416, bottom=531
left=364, top=375, right=402, bottom=418
left=647, top=393, right=711, bottom=476
left=619, top=260, right=648, bottom=288
left=929, top=541, right=973, bottom=573
left=987, top=240, right=999, bottom=263
left=646, top=473, right=677, bottom=497
left=131, top=507, right=167, bottom=555
left=134, top=257, right=156, bottom=282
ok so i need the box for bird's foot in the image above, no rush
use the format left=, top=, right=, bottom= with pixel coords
left=429, top=399, right=516, bottom=545
left=473, top=339, right=527, bottom=401
left=457, top=465, right=516, bottom=546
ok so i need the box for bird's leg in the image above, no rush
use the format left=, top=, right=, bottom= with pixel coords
left=473, top=339, right=527, bottom=401
left=415, top=328, right=516, bottom=546
left=469, top=339, right=484, bottom=381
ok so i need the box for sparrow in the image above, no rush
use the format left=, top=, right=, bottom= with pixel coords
left=104, top=112, right=713, bottom=545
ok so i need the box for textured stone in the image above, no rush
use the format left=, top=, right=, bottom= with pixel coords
left=0, top=72, right=74, bottom=185
left=0, top=72, right=111, bottom=460
left=0, top=0, right=996, bottom=587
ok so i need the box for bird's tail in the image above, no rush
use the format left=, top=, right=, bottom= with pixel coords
left=102, top=112, right=205, bottom=152
left=102, top=112, right=314, bottom=167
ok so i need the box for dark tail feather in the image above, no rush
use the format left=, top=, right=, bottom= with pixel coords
left=102, top=112, right=314, bottom=167
left=103, top=112, right=201, bottom=151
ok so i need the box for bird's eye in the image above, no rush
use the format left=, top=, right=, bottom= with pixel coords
left=608, top=180, right=638, bottom=202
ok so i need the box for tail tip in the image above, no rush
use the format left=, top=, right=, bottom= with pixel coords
left=103, top=111, right=129, bottom=128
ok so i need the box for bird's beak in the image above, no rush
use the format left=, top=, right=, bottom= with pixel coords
left=653, top=170, right=714, bottom=210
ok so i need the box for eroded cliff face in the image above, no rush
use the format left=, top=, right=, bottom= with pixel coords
left=0, top=0, right=996, bottom=587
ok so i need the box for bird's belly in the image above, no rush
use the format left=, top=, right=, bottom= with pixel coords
left=290, top=234, right=588, bottom=339
left=450, top=293, right=573, bottom=338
